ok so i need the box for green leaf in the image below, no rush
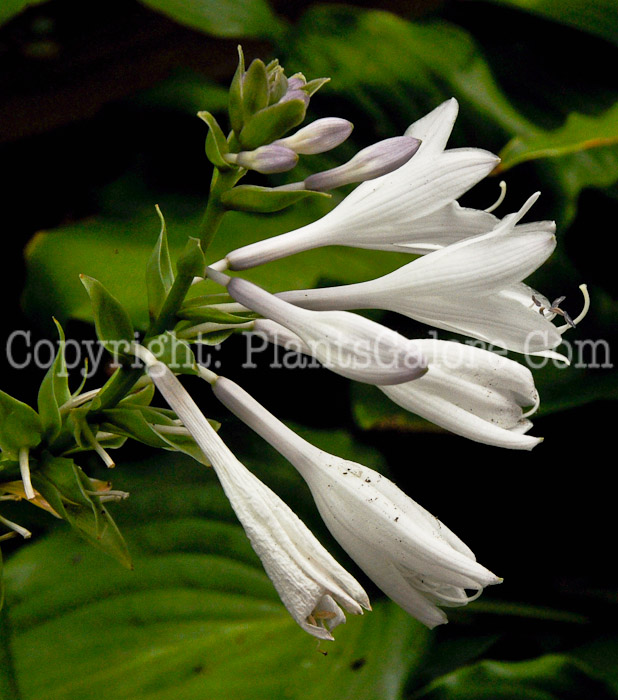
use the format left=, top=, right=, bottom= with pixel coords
left=80, top=275, right=135, bottom=360
left=498, top=102, right=618, bottom=172
left=197, top=111, right=233, bottom=170
left=0, top=0, right=50, bottom=27
left=32, top=453, right=131, bottom=569
left=476, top=0, right=618, bottom=46
left=416, top=654, right=617, bottom=700
left=0, top=391, right=43, bottom=459
left=36, top=319, right=71, bottom=443
left=99, top=408, right=175, bottom=450
left=176, top=237, right=206, bottom=278
left=177, top=304, right=251, bottom=324
left=221, top=184, right=331, bottom=213
left=3, top=454, right=429, bottom=700
left=239, top=99, right=307, bottom=150
left=137, top=0, right=284, bottom=40
left=146, top=206, right=175, bottom=322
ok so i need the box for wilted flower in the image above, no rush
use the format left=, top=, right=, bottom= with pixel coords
left=133, top=345, right=369, bottom=640
left=211, top=376, right=501, bottom=628
left=222, top=99, right=500, bottom=270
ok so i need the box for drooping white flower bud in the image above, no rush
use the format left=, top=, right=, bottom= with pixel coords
left=303, top=135, right=421, bottom=191
left=274, top=117, right=353, bottom=154
left=225, top=145, right=298, bottom=174
left=217, top=274, right=427, bottom=385
left=211, top=376, right=501, bottom=629
left=133, top=345, right=369, bottom=640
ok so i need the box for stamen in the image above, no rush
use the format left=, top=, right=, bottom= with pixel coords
left=484, top=180, right=507, bottom=213
left=557, top=284, right=590, bottom=333
left=81, top=421, right=116, bottom=468
left=0, top=513, right=32, bottom=539
left=18, top=447, right=36, bottom=500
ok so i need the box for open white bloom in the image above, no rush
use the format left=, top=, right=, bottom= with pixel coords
left=222, top=98, right=500, bottom=270
left=247, top=324, right=541, bottom=449
left=211, top=272, right=428, bottom=385
left=133, top=346, right=370, bottom=640
left=278, top=194, right=562, bottom=355
left=211, top=376, right=501, bottom=628
left=380, top=339, right=541, bottom=450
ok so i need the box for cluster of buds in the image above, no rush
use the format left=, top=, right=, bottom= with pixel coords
left=198, top=47, right=421, bottom=210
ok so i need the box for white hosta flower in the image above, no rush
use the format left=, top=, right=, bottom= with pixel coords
left=212, top=376, right=501, bottom=628
left=278, top=194, right=562, bottom=355
left=133, top=346, right=370, bottom=640
left=219, top=274, right=428, bottom=385
left=248, top=324, right=541, bottom=449
left=223, top=98, right=500, bottom=270
left=381, top=339, right=541, bottom=450
left=225, top=145, right=298, bottom=174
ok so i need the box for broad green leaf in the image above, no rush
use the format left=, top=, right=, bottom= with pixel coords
left=499, top=102, right=618, bottom=172
left=3, top=453, right=429, bottom=700
left=572, top=636, right=618, bottom=693
left=146, top=206, right=174, bottom=321
left=476, top=0, right=618, bottom=46
left=80, top=275, right=135, bottom=359
left=416, top=654, right=617, bottom=700
left=0, top=390, right=43, bottom=459
left=137, top=0, right=284, bottom=40
left=175, top=237, right=206, bottom=278
left=37, top=319, right=71, bottom=443
left=0, top=0, right=50, bottom=27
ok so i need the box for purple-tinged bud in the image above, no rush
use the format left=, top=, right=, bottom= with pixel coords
left=304, top=136, right=421, bottom=191
left=279, top=89, right=310, bottom=107
left=275, top=118, right=353, bottom=155
left=287, top=73, right=306, bottom=90
left=225, top=145, right=299, bottom=174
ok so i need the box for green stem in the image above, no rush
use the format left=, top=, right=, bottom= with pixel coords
left=198, top=167, right=244, bottom=252
left=89, top=167, right=243, bottom=415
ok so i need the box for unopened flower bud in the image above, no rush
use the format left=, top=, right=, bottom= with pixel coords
left=225, top=145, right=299, bottom=174
left=275, top=118, right=353, bottom=155
left=279, top=89, right=310, bottom=107
left=287, top=73, right=306, bottom=90
left=304, top=136, right=421, bottom=191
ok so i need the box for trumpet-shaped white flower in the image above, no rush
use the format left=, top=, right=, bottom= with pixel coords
left=223, top=98, right=500, bottom=270
left=133, top=346, right=370, bottom=640
left=380, top=339, right=541, bottom=450
left=211, top=273, right=428, bottom=385
left=247, top=324, right=541, bottom=449
left=278, top=194, right=563, bottom=355
left=211, top=376, right=501, bottom=628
